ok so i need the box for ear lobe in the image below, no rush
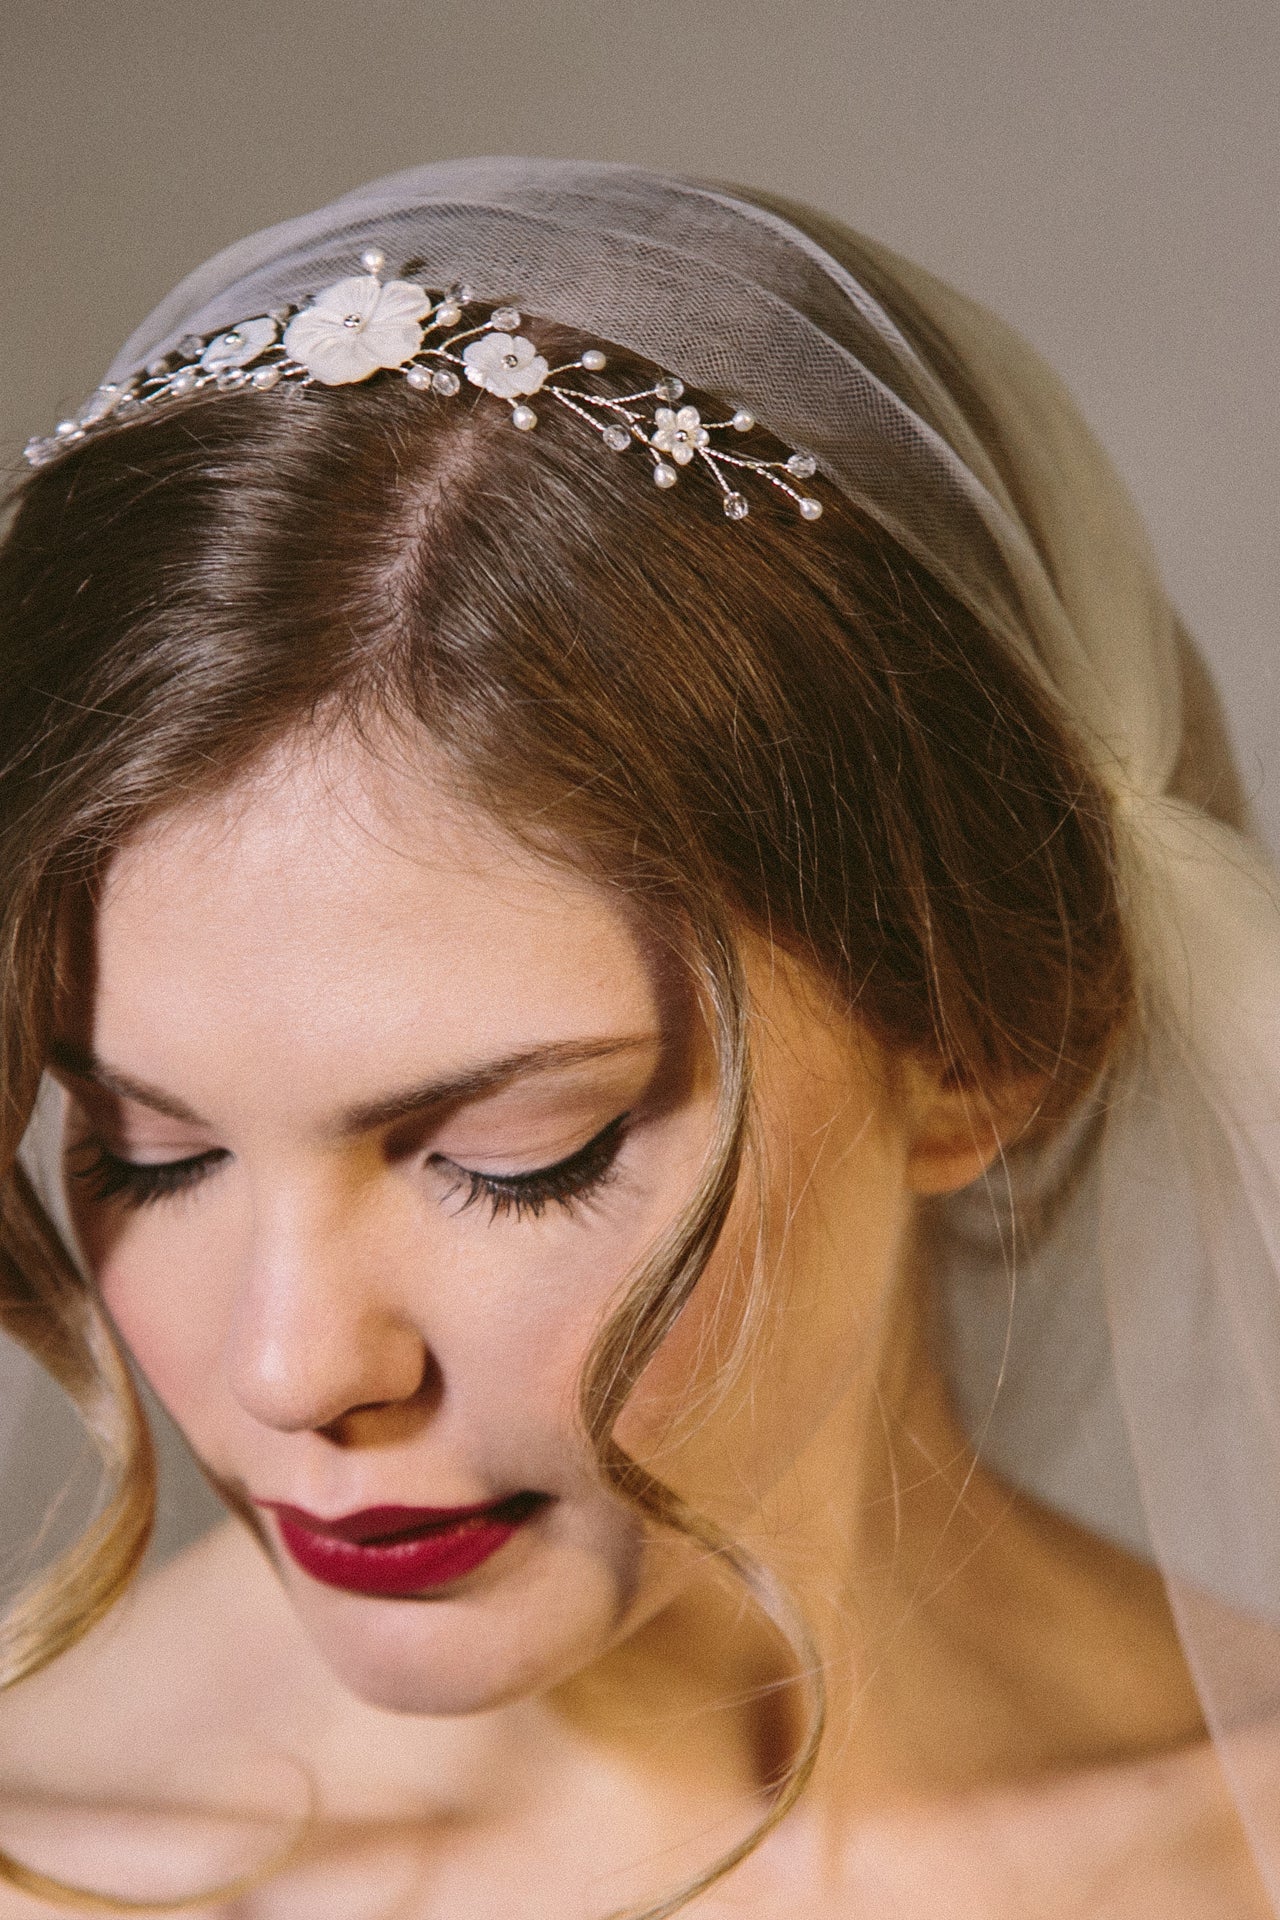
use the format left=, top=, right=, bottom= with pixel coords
left=903, top=1068, right=1044, bottom=1197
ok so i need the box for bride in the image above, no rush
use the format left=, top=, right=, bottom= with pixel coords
left=0, top=158, right=1277, bottom=1916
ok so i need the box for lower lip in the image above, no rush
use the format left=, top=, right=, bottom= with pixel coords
left=272, top=1502, right=539, bottom=1597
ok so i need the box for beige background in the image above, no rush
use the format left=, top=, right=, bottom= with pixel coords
left=0, top=0, right=1277, bottom=1561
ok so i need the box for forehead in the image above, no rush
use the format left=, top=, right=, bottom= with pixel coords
left=72, top=730, right=659, bottom=1110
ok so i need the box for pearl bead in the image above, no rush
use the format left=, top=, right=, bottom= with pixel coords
left=798, top=497, right=823, bottom=521
left=602, top=424, right=631, bottom=452
left=492, top=307, right=522, bottom=331
left=723, top=492, right=750, bottom=520
left=250, top=366, right=281, bottom=391
left=511, top=404, right=538, bottom=431
left=432, top=369, right=461, bottom=396
left=653, top=461, right=678, bottom=488
left=731, top=408, right=755, bottom=433
left=655, top=376, right=684, bottom=403
left=360, top=247, right=386, bottom=274
left=435, top=301, right=462, bottom=327
left=581, top=349, right=607, bottom=371
left=786, top=452, right=817, bottom=479
left=406, top=366, right=432, bottom=390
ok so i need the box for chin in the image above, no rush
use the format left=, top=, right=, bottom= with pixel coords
left=279, top=1544, right=639, bottom=1717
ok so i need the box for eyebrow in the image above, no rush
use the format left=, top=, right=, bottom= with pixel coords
left=47, top=1035, right=657, bottom=1138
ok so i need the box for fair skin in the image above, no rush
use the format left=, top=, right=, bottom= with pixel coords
left=0, top=727, right=1263, bottom=1917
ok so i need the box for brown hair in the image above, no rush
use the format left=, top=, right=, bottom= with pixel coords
left=0, top=238, right=1142, bottom=1912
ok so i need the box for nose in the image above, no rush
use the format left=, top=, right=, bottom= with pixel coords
left=225, top=1175, right=439, bottom=1439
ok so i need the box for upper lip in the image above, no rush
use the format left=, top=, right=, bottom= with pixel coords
left=257, top=1496, right=538, bottom=1546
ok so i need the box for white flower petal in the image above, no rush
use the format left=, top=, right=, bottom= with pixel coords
left=364, top=316, right=426, bottom=370
left=372, top=279, right=432, bottom=323
left=308, top=275, right=384, bottom=321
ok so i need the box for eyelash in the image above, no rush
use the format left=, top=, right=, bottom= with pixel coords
left=70, top=1146, right=230, bottom=1209
left=69, top=1114, right=630, bottom=1223
left=431, top=1113, right=629, bottom=1222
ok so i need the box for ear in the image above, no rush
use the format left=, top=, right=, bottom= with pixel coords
left=901, top=1064, right=1045, bottom=1198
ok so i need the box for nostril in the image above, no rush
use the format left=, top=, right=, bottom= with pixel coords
left=318, top=1346, right=444, bottom=1447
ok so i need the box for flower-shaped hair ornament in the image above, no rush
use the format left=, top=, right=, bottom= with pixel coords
left=651, top=405, right=709, bottom=466
left=282, top=275, right=431, bottom=385
left=25, top=244, right=825, bottom=524
left=462, top=332, right=550, bottom=400
left=201, top=318, right=279, bottom=374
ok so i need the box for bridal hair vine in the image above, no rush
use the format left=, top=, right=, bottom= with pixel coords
left=25, top=247, right=824, bottom=524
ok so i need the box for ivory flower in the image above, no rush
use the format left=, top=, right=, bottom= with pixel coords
left=200, top=318, right=279, bottom=373
left=651, top=405, right=709, bottom=466
left=282, top=276, right=430, bottom=386
left=462, top=332, right=550, bottom=399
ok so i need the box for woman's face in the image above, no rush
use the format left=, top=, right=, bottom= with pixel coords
left=53, top=730, right=925, bottom=1715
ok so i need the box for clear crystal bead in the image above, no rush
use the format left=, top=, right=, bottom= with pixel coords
left=786, top=452, right=817, bottom=479
left=581, top=349, right=607, bottom=372
left=653, top=461, right=678, bottom=488
left=454, top=283, right=476, bottom=305
left=406, top=366, right=432, bottom=390
left=170, top=368, right=199, bottom=395
left=432, top=369, right=461, bottom=396
left=216, top=367, right=247, bottom=390
left=250, top=366, right=282, bottom=391
left=655, top=376, right=685, bottom=403
left=491, top=306, right=522, bottom=330
left=54, top=419, right=80, bottom=439
left=602, top=424, right=631, bottom=452
left=24, top=437, right=52, bottom=466
left=723, top=492, right=750, bottom=520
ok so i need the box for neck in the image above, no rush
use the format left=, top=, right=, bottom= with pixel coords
left=563, top=1243, right=1205, bottom=1828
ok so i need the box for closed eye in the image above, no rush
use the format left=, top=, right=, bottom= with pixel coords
left=432, top=1112, right=630, bottom=1222
left=68, top=1144, right=231, bottom=1209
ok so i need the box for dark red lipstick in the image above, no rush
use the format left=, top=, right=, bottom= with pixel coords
left=262, top=1493, right=544, bottom=1596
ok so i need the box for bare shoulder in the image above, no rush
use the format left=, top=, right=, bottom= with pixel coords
left=0, top=1523, right=322, bottom=1913
left=0, top=1520, right=313, bottom=1804
left=830, top=1741, right=1273, bottom=1919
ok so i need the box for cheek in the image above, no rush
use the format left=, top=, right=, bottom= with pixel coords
left=615, top=1082, right=913, bottom=1522
left=92, top=1220, right=238, bottom=1447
